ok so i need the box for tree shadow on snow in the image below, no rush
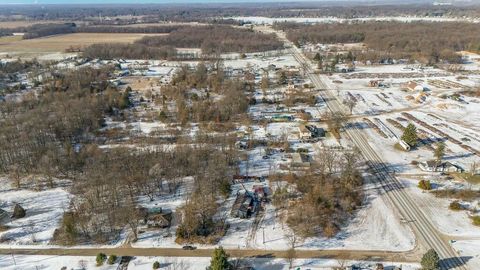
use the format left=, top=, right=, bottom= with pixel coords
left=440, top=256, right=473, bottom=270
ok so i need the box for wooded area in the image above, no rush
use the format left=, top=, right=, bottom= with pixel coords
left=0, top=61, right=242, bottom=244
left=81, top=25, right=283, bottom=59
left=82, top=43, right=177, bottom=60
left=276, top=22, right=480, bottom=63
left=161, top=63, right=250, bottom=126
left=137, top=25, right=283, bottom=54
left=273, top=149, right=363, bottom=238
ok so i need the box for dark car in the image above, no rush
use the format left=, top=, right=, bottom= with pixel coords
left=182, top=245, right=197, bottom=250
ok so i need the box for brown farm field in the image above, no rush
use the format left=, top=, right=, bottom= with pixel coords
left=0, top=20, right=67, bottom=29
left=0, top=32, right=167, bottom=55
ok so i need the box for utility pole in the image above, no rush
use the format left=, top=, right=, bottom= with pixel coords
left=262, top=226, right=265, bottom=244
left=10, top=247, right=16, bottom=265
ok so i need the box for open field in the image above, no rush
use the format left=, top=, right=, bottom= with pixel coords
left=114, top=22, right=208, bottom=28
left=0, top=32, right=167, bottom=55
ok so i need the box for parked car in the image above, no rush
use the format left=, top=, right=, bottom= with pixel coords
left=182, top=245, right=197, bottom=250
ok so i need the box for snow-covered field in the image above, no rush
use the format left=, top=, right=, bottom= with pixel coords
left=0, top=255, right=119, bottom=270
left=325, top=57, right=480, bottom=268
left=0, top=255, right=421, bottom=270
left=400, top=179, right=480, bottom=238
left=239, top=181, right=415, bottom=252
left=0, top=179, right=72, bottom=247
left=452, top=240, right=480, bottom=270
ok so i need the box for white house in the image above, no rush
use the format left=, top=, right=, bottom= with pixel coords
left=419, top=160, right=464, bottom=173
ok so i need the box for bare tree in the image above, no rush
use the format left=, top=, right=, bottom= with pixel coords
left=334, top=251, right=349, bottom=270
left=166, top=258, right=191, bottom=270
left=343, top=97, right=357, bottom=115
left=8, top=165, right=22, bottom=189
left=120, top=202, right=141, bottom=242
left=286, top=247, right=297, bottom=269
left=27, top=220, right=36, bottom=243
left=319, top=147, right=338, bottom=174
left=285, top=229, right=299, bottom=269
left=78, top=259, right=88, bottom=270
left=471, top=161, right=478, bottom=176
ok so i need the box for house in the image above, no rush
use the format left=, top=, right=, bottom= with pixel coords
left=369, top=80, right=388, bottom=88
left=231, top=192, right=256, bottom=219
left=306, top=125, right=325, bottom=138
left=253, top=185, right=268, bottom=202
left=369, top=80, right=381, bottom=87
left=290, top=153, right=311, bottom=169
left=298, top=125, right=311, bottom=139
left=419, top=160, right=464, bottom=173
left=336, top=63, right=355, bottom=73
left=139, top=207, right=173, bottom=229
left=405, top=81, right=425, bottom=92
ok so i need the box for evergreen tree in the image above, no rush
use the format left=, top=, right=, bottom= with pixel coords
left=401, top=123, right=418, bottom=147
left=158, top=110, right=168, bottom=122
left=421, top=249, right=440, bottom=270
left=317, top=59, right=323, bottom=70
left=334, top=54, right=340, bottom=65
left=208, top=246, right=231, bottom=270
left=96, top=253, right=107, bottom=266
left=277, top=71, right=287, bottom=85
left=418, top=180, right=432, bottom=190
left=434, top=142, right=446, bottom=161
left=313, top=52, right=321, bottom=61
left=346, top=51, right=354, bottom=62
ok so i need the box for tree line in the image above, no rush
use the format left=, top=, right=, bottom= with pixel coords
left=82, top=43, right=177, bottom=60
left=22, top=23, right=77, bottom=39
left=276, top=21, right=480, bottom=64
left=78, top=25, right=183, bottom=34
left=1, top=4, right=480, bottom=22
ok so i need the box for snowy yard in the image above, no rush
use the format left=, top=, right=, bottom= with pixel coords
left=0, top=181, right=72, bottom=247
left=0, top=255, right=420, bottom=270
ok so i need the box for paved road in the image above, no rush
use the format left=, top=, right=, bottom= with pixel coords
left=273, top=29, right=469, bottom=270
left=0, top=246, right=419, bottom=262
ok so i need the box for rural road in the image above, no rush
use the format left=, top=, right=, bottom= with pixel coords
left=270, top=28, right=470, bottom=270
left=0, top=246, right=419, bottom=263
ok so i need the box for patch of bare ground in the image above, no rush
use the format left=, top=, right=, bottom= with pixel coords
left=0, top=33, right=167, bottom=54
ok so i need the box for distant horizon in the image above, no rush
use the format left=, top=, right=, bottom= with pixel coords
left=0, top=0, right=437, bottom=5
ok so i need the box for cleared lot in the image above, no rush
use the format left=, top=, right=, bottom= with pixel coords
left=0, top=32, right=167, bottom=54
